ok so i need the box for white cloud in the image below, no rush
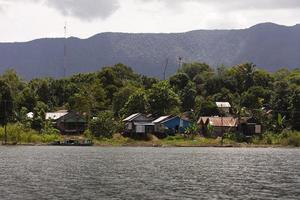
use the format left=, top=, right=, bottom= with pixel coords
left=141, top=0, right=300, bottom=10
left=0, top=0, right=299, bottom=42
left=0, top=0, right=120, bottom=20
left=1, top=0, right=300, bottom=20
left=45, top=0, right=120, bottom=21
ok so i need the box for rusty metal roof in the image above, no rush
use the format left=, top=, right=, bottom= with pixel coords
left=198, top=117, right=238, bottom=127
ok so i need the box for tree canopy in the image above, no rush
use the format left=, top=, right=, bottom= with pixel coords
left=0, top=62, right=299, bottom=133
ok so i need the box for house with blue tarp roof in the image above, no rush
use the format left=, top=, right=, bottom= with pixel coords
left=153, top=116, right=191, bottom=135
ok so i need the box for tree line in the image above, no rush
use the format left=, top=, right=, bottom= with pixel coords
left=0, top=62, right=299, bottom=135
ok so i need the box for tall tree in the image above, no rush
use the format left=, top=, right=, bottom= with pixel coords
left=147, top=81, right=180, bottom=116
left=113, top=85, right=138, bottom=117
left=290, top=88, right=300, bottom=130
left=228, top=63, right=256, bottom=93
left=0, top=80, right=14, bottom=126
left=122, top=89, right=149, bottom=115
left=169, top=73, right=190, bottom=90
left=271, top=81, right=292, bottom=123
left=178, top=62, right=213, bottom=80
left=180, top=82, right=197, bottom=112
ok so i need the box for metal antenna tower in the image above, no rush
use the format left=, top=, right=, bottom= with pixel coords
left=163, top=58, right=169, bottom=80
left=63, top=22, right=67, bottom=78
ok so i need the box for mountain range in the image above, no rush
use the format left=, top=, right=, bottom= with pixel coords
left=0, top=22, right=299, bottom=79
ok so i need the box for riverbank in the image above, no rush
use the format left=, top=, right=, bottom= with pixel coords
left=90, top=134, right=299, bottom=148
left=1, top=129, right=299, bottom=147
left=0, top=142, right=296, bottom=148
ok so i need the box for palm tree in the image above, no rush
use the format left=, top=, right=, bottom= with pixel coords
left=184, top=123, right=199, bottom=139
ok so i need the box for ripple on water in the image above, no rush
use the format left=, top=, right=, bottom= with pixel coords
left=0, top=147, right=299, bottom=200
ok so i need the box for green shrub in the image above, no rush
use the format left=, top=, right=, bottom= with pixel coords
left=84, top=129, right=94, bottom=141
left=223, top=132, right=245, bottom=142
left=285, top=135, right=300, bottom=147
left=0, top=123, right=62, bottom=144
left=281, top=131, right=300, bottom=147
left=41, top=120, right=60, bottom=135
left=165, top=134, right=185, bottom=141
left=89, top=111, right=122, bottom=138
left=253, top=131, right=300, bottom=146
left=261, top=131, right=282, bottom=145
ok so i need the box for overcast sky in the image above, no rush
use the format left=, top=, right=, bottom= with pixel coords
left=0, top=0, right=299, bottom=42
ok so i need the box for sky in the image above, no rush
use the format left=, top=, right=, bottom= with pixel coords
left=0, top=0, right=300, bottom=42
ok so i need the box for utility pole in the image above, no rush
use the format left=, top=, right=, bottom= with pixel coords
left=221, top=115, right=224, bottom=146
left=178, top=56, right=183, bottom=70
left=163, top=58, right=169, bottom=80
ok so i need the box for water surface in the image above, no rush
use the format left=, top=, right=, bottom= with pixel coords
left=0, top=147, right=299, bottom=200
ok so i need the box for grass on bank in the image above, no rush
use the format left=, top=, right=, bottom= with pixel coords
left=90, top=134, right=237, bottom=147
left=251, top=130, right=300, bottom=147
left=0, top=123, right=62, bottom=144
left=0, top=123, right=299, bottom=147
left=91, top=131, right=300, bottom=147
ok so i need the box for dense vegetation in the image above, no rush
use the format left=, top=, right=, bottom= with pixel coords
left=0, top=62, right=299, bottom=145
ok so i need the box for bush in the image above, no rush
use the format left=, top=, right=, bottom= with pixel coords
left=251, top=131, right=300, bottom=146
left=165, top=134, right=185, bottom=141
left=184, top=123, right=199, bottom=139
left=223, top=132, right=245, bottom=142
left=285, top=135, right=300, bottom=147
left=41, top=120, right=60, bottom=135
left=282, top=131, right=300, bottom=147
left=0, top=123, right=62, bottom=144
left=89, top=111, right=123, bottom=138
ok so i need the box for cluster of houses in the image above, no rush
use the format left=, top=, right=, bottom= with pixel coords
left=122, top=113, right=191, bottom=138
left=26, top=102, right=261, bottom=138
left=122, top=102, right=262, bottom=138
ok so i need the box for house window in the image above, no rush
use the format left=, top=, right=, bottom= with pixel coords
left=255, top=125, right=262, bottom=134
left=136, top=125, right=145, bottom=133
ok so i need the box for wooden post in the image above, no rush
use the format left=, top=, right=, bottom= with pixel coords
left=4, top=100, right=7, bottom=145
left=4, top=124, right=7, bottom=145
left=221, top=116, right=224, bottom=146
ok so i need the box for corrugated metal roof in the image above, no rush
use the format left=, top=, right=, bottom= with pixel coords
left=123, top=113, right=140, bottom=122
left=198, top=117, right=209, bottom=124
left=198, top=117, right=238, bottom=127
left=46, top=112, right=68, bottom=120
left=216, top=102, right=231, bottom=108
left=153, top=116, right=171, bottom=123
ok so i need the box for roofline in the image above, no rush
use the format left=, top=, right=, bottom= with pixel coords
left=123, top=113, right=142, bottom=122
left=153, top=115, right=172, bottom=123
left=161, top=116, right=191, bottom=124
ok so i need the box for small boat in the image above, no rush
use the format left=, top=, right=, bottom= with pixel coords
left=50, top=139, right=93, bottom=146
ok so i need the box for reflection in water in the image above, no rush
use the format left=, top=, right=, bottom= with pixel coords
left=0, top=147, right=299, bottom=200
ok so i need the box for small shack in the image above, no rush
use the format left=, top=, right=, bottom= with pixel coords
left=123, top=113, right=154, bottom=137
left=153, top=116, right=191, bottom=136
left=239, top=117, right=262, bottom=136
left=216, top=102, right=231, bottom=114
left=46, top=110, right=87, bottom=135
left=198, top=117, right=238, bottom=137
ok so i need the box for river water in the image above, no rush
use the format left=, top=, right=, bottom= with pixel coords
left=0, top=147, right=299, bottom=200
